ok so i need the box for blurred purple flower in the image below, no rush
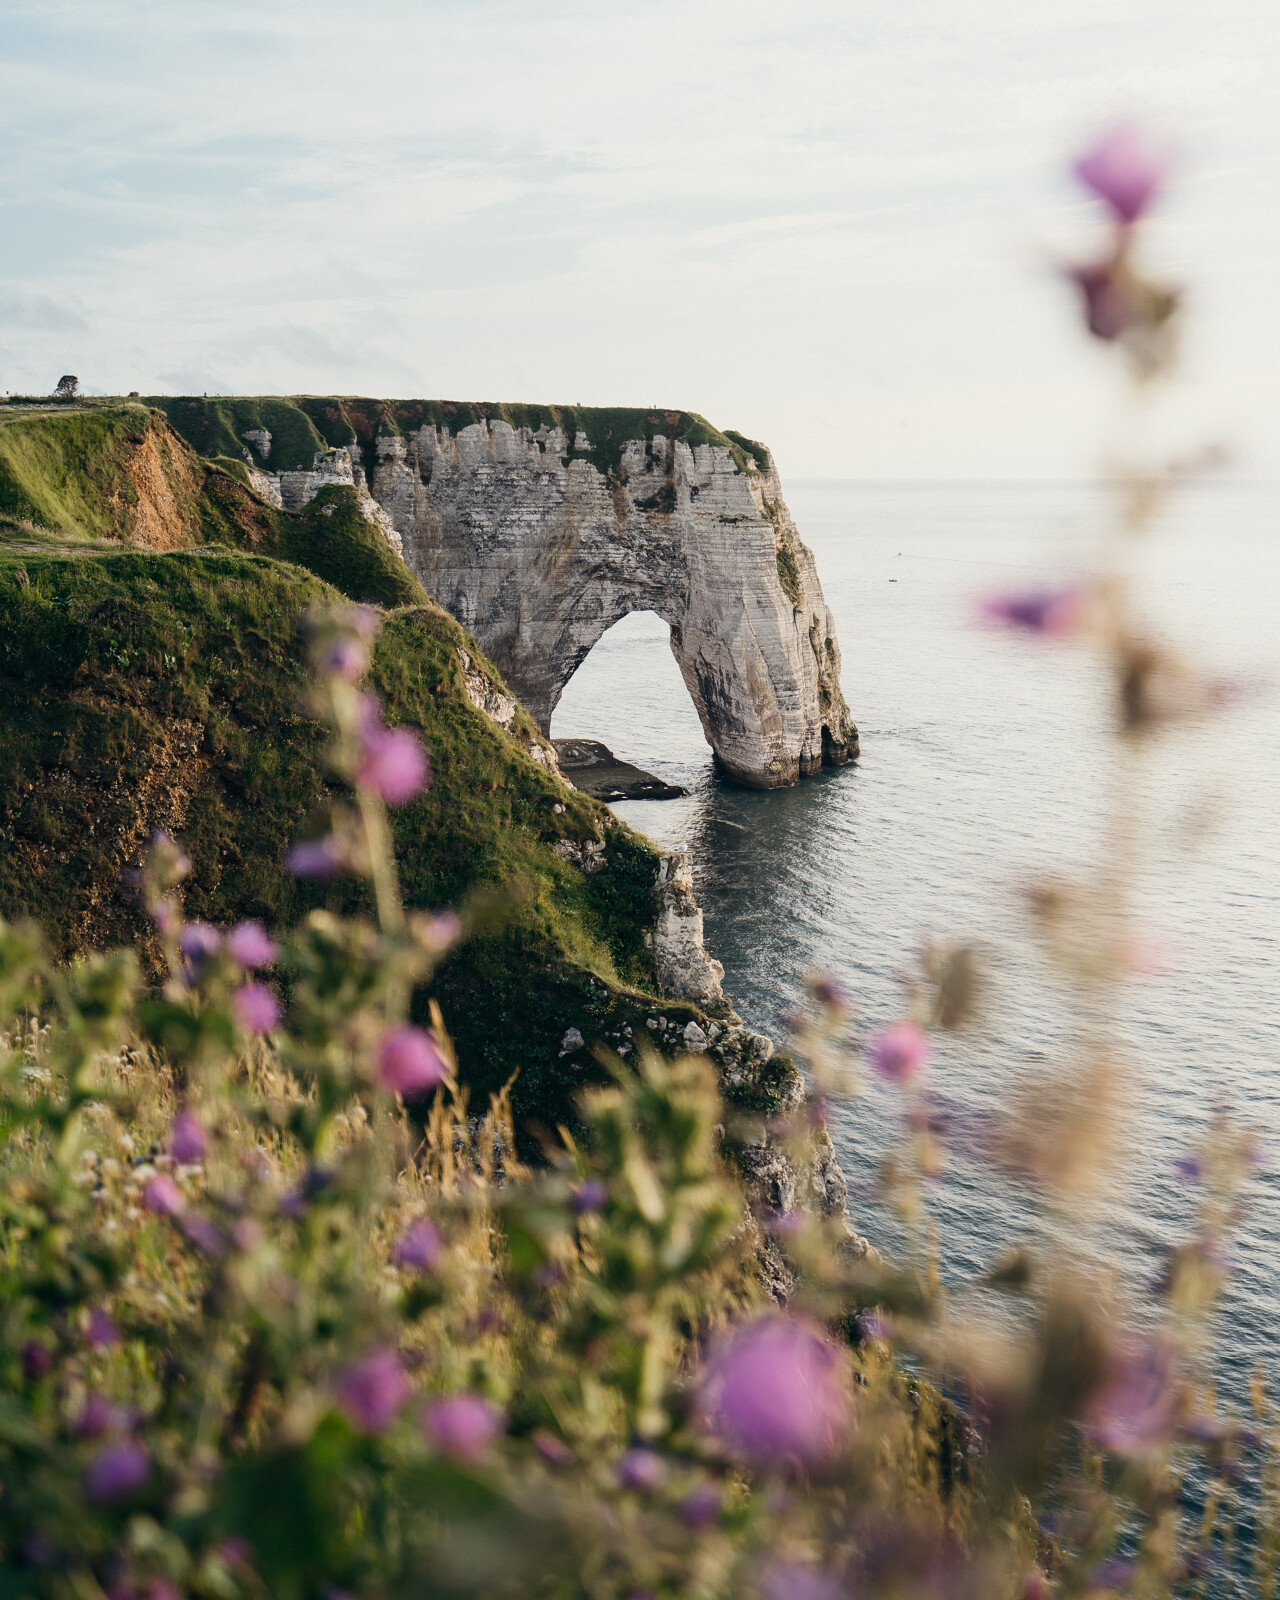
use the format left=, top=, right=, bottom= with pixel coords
left=322, top=636, right=370, bottom=681
left=181, top=1213, right=225, bottom=1254
left=421, top=1394, right=503, bottom=1460
left=761, top=1563, right=849, bottom=1600
left=681, top=1483, right=721, bottom=1528
left=1086, top=1336, right=1178, bottom=1455
left=22, top=1342, right=53, bottom=1381
left=152, top=900, right=178, bottom=935
left=858, top=1312, right=895, bottom=1343
left=336, top=1349, right=410, bottom=1434
left=1173, top=1154, right=1203, bottom=1183
left=84, top=1440, right=150, bottom=1504
left=178, top=922, right=221, bottom=971
left=230, top=1218, right=264, bottom=1252
left=570, top=1178, right=607, bottom=1214
left=169, top=1109, right=207, bottom=1165
left=981, top=587, right=1085, bottom=637
left=807, top=973, right=850, bottom=1013
left=1066, top=260, right=1133, bottom=342
left=227, top=920, right=278, bottom=968
left=1023, top=1574, right=1053, bottom=1600
left=217, top=1538, right=255, bottom=1568
left=767, top=1209, right=805, bottom=1237
left=1090, top=1557, right=1136, bottom=1590
left=86, top=1308, right=119, bottom=1349
left=418, top=910, right=461, bottom=952
left=533, top=1429, right=573, bottom=1467
left=376, top=1025, right=449, bottom=1099
left=867, top=1022, right=930, bottom=1086
left=76, top=1393, right=130, bottom=1439
left=616, top=1447, right=665, bottom=1491
left=356, top=719, right=430, bottom=807
left=232, top=982, right=283, bottom=1035
left=394, top=1218, right=443, bottom=1271
left=343, top=604, right=381, bottom=639
left=698, top=1315, right=850, bottom=1468
left=285, top=836, right=347, bottom=879
left=142, top=1174, right=184, bottom=1217
left=1073, top=119, right=1173, bottom=224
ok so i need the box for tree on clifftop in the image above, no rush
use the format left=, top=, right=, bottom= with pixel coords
left=53, top=373, right=79, bottom=400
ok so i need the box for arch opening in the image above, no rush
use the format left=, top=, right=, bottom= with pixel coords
left=550, top=611, right=709, bottom=801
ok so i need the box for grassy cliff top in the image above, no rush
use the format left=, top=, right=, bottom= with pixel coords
left=0, top=405, right=700, bottom=1134
left=1, top=395, right=772, bottom=479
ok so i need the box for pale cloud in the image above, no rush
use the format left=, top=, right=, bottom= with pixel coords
left=0, top=0, right=1276, bottom=475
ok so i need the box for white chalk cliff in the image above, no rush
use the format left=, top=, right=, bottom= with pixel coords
left=367, top=420, right=856, bottom=789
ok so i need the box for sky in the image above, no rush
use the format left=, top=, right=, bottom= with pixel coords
left=1, top=0, right=1277, bottom=480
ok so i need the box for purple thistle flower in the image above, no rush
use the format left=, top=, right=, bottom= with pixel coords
left=1073, top=119, right=1173, bottom=225
left=376, top=1025, right=449, bottom=1099
left=169, top=1109, right=207, bottom=1165
left=394, top=1218, right=443, bottom=1270
left=22, top=1341, right=53, bottom=1381
left=232, top=982, right=283, bottom=1035
left=356, top=722, right=430, bottom=807
left=227, top=920, right=278, bottom=968
left=84, top=1439, right=150, bottom=1504
left=680, top=1483, right=721, bottom=1528
left=285, top=835, right=347, bottom=879
left=421, top=1394, right=503, bottom=1460
left=533, top=1429, right=573, bottom=1467
left=181, top=1213, right=225, bottom=1254
left=335, top=1349, right=410, bottom=1434
left=1085, top=1335, right=1178, bottom=1456
left=86, top=1308, right=119, bottom=1349
left=698, top=1315, right=850, bottom=1468
left=615, top=1447, right=666, bottom=1491
left=867, top=1022, right=930, bottom=1086
left=1173, top=1154, right=1203, bottom=1183
left=570, top=1178, right=607, bottom=1214
left=178, top=922, right=221, bottom=971
left=981, top=587, right=1086, bottom=637
left=142, top=1174, right=184, bottom=1218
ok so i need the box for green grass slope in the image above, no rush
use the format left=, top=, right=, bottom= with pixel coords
left=0, top=408, right=700, bottom=1132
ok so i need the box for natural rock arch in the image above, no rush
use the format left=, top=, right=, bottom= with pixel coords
left=367, top=415, right=857, bottom=789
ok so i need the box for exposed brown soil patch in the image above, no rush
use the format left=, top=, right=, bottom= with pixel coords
left=107, top=418, right=204, bottom=550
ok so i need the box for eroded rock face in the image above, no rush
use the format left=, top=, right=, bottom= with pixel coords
left=251, top=446, right=404, bottom=556
left=366, top=421, right=856, bottom=789
left=646, top=852, right=728, bottom=1013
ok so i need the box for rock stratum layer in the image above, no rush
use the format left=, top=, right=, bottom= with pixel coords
left=147, top=399, right=859, bottom=790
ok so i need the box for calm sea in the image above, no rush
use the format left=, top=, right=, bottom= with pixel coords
left=552, top=481, right=1280, bottom=1407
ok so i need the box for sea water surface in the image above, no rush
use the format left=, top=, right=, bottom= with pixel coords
left=551, top=481, right=1280, bottom=1405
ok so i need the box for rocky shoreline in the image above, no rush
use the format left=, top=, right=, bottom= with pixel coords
left=552, top=737, right=685, bottom=801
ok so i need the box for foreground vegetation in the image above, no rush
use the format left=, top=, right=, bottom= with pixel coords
left=0, top=407, right=702, bottom=1134
left=0, top=600, right=1269, bottom=1600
